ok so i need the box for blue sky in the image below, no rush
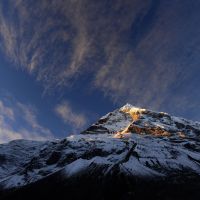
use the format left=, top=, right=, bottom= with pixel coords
left=0, top=0, right=200, bottom=143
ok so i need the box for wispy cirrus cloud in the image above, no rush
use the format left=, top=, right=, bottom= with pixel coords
left=55, top=101, right=87, bottom=130
left=0, top=100, right=14, bottom=120
left=0, top=98, right=54, bottom=144
left=0, top=0, right=93, bottom=89
left=0, top=0, right=148, bottom=88
left=16, top=102, right=53, bottom=137
left=0, top=0, right=200, bottom=119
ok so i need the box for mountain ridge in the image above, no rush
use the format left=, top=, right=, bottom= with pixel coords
left=0, top=104, right=200, bottom=199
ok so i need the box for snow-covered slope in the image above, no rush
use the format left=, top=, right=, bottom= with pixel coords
left=0, top=104, right=200, bottom=199
left=0, top=140, right=46, bottom=180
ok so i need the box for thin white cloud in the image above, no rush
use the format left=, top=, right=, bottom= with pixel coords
left=0, top=100, right=54, bottom=144
left=0, top=101, right=14, bottom=120
left=0, top=128, right=23, bottom=143
left=55, top=101, right=87, bottom=129
left=17, top=102, right=53, bottom=137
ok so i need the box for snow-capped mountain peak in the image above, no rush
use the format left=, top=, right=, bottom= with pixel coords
left=120, top=103, right=147, bottom=113
left=0, top=104, right=200, bottom=199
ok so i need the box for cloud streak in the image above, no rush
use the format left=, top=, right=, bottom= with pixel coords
left=0, top=98, right=54, bottom=143
left=55, top=101, right=87, bottom=130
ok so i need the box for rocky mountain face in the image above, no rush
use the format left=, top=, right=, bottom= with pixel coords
left=0, top=104, right=200, bottom=200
